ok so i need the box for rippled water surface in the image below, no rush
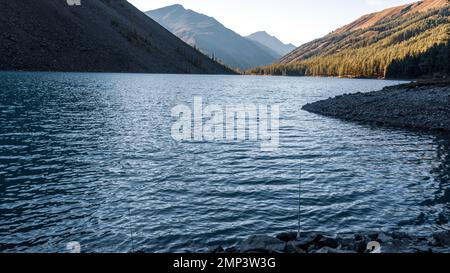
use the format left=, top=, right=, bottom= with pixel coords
left=1, top=72, right=450, bottom=252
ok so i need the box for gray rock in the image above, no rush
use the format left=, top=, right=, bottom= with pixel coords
left=379, top=244, right=404, bottom=253
left=317, top=236, right=339, bottom=249
left=276, top=231, right=298, bottom=242
left=313, top=247, right=333, bottom=254
left=225, top=247, right=237, bottom=253
left=239, top=235, right=285, bottom=253
left=286, top=241, right=306, bottom=254
left=231, top=231, right=450, bottom=254
left=329, top=248, right=358, bottom=254
left=337, top=237, right=358, bottom=251
left=313, top=247, right=356, bottom=254
left=294, top=233, right=324, bottom=251
left=307, top=244, right=317, bottom=253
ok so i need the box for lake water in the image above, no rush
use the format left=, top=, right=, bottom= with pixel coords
left=0, top=72, right=449, bottom=253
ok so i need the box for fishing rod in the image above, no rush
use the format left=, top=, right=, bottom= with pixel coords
left=297, top=164, right=302, bottom=239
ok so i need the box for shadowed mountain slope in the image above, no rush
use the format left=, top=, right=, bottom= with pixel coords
left=0, top=0, right=234, bottom=74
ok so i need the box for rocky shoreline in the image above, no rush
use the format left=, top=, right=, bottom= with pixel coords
left=302, top=80, right=450, bottom=132
left=213, top=231, right=450, bottom=253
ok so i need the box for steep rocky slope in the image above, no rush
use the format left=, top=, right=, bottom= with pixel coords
left=0, top=0, right=235, bottom=74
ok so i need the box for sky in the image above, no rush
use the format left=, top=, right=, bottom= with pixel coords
left=128, top=0, right=419, bottom=46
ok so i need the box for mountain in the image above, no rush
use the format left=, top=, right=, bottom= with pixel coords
left=334, top=0, right=449, bottom=34
left=246, top=31, right=296, bottom=56
left=0, top=0, right=234, bottom=74
left=146, top=4, right=279, bottom=70
left=251, top=0, right=450, bottom=79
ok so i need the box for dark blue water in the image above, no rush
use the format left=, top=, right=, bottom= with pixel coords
left=0, top=72, right=449, bottom=253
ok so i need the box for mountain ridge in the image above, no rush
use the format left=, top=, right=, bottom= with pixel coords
left=146, top=4, right=280, bottom=70
left=334, top=0, right=449, bottom=34
left=246, top=31, right=296, bottom=56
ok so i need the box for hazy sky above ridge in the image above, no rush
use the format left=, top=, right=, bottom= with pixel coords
left=128, top=0, right=418, bottom=46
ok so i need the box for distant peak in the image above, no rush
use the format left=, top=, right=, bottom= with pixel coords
left=251, top=31, right=272, bottom=37
left=147, top=4, right=186, bottom=15
left=151, top=4, right=185, bottom=12
left=166, top=4, right=185, bottom=10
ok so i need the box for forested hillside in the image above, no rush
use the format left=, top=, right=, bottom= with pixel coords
left=250, top=1, right=450, bottom=78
